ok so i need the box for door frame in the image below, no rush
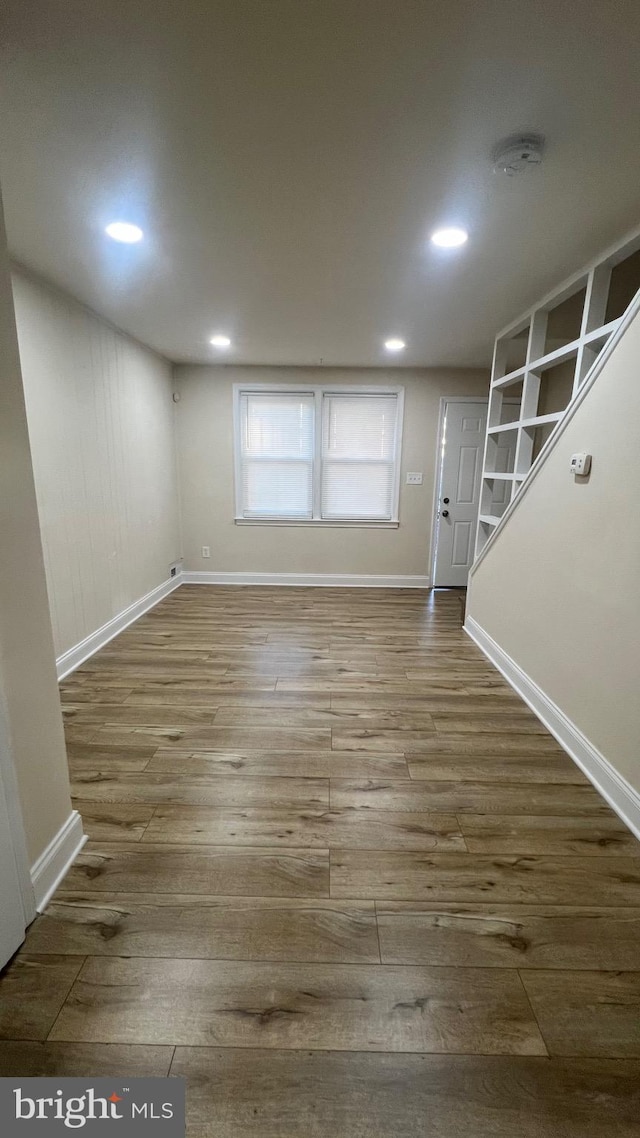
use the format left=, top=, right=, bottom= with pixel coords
left=429, top=396, right=488, bottom=588
left=0, top=683, right=37, bottom=929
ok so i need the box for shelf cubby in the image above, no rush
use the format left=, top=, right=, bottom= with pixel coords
left=577, top=333, right=610, bottom=389
left=534, top=355, right=576, bottom=416
left=494, top=321, right=530, bottom=379
left=489, top=379, right=523, bottom=428
left=542, top=284, right=587, bottom=356
left=475, top=224, right=640, bottom=560
left=493, top=365, right=526, bottom=389
left=480, top=457, right=515, bottom=523
left=605, top=247, right=640, bottom=324
left=484, top=427, right=517, bottom=481
left=524, top=420, right=558, bottom=465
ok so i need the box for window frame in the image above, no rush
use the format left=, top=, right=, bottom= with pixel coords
left=233, top=383, right=405, bottom=527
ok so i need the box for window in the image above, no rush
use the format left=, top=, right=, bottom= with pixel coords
left=238, top=391, right=315, bottom=519
left=234, top=384, right=404, bottom=524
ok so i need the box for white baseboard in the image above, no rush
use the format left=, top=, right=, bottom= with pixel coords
left=55, top=570, right=428, bottom=680
left=182, top=571, right=430, bottom=588
left=30, top=810, right=87, bottom=912
left=465, top=615, right=640, bottom=841
left=56, top=575, right=183, bottom=679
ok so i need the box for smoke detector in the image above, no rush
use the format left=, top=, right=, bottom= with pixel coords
left=492, top=133, right=545, bottom=176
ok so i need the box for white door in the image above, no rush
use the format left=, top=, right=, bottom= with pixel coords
left=432, top=399, right=487, bottom=587
left=0, top=749, right=27, bottom=968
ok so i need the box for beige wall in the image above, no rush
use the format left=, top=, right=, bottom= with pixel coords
left=467, top=307, right=640, bottom=794
left=174, top=365, right=488, bottom=578
left=12, top=269, right=182, bottom=659
left=0, top=204, right=72, bottom=866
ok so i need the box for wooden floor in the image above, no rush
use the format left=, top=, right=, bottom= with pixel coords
left=1, top=585, right=639, bottom=1135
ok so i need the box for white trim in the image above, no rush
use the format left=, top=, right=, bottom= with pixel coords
left=56, top=574, right=183, bottom=680
left=182, top=570, right=430, bottom=589
left=233, top=382, right=405, bottom=524
left=55, top=567, right=432, bottom=679
left=471, top=288, right=640, bottom=575
left=30, top=810, right=87, bottom=912
left=0, top=684, right=36, bottom=926
left=234, top=518, right=399, bottom=529
left=464, top=616, right=640, bottom=841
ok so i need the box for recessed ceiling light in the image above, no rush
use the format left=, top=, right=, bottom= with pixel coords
left=105, top=221, right=144, bottom=244
left=430, top=227, right=468, bottom=248
left=210, top=334, right=232, bottom=349
left=384, top=338, right=406, bottom=352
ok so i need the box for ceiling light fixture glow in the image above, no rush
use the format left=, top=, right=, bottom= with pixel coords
left=210, top=334, right=232, bottom=349
left=430, top=226, right=468, bottom=248
left=105, top=221, right=144, bottom=244
left=384, top=338, right=406, bottom=352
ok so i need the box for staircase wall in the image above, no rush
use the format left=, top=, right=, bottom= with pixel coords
left=466, top=303, right=640, bottom=831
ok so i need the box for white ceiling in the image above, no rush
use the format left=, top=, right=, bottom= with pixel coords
left=2, top=0, right=640, bottom=368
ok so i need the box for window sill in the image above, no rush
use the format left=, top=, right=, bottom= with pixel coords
left=234, top=518, right=400, bottom=529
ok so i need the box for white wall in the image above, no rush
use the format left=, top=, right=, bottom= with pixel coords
left=0, top=203, right=73, bottom=869
left=174, top=365, right=489, bottom=579
left=12, top=268, right=182, bottom=659
left=467, top=304, right=640, bottom=800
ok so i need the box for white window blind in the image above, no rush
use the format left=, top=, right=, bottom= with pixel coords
left=238, top=392, right=315, bottom=518
left=236, top=386, right=403, bottom=523
left=321, top=394, right=399, bottom=520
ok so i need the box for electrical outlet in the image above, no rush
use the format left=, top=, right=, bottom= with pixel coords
left=201, top=546, right=210, bottom=558
left=406, top=472, right=423, bottom=485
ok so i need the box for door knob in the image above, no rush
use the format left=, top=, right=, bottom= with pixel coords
left=443, top=497, right=450, bottom=504
left=441, top=509, right=449, bottom=518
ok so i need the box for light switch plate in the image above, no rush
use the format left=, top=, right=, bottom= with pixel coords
left=406, top=472, right=423, bottom=485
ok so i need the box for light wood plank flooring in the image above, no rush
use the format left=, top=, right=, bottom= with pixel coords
left=2, top=585, right=640, bottom=1136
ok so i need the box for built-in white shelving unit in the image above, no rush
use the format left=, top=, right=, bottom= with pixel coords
left=475, top=228, right=640, bottom=557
